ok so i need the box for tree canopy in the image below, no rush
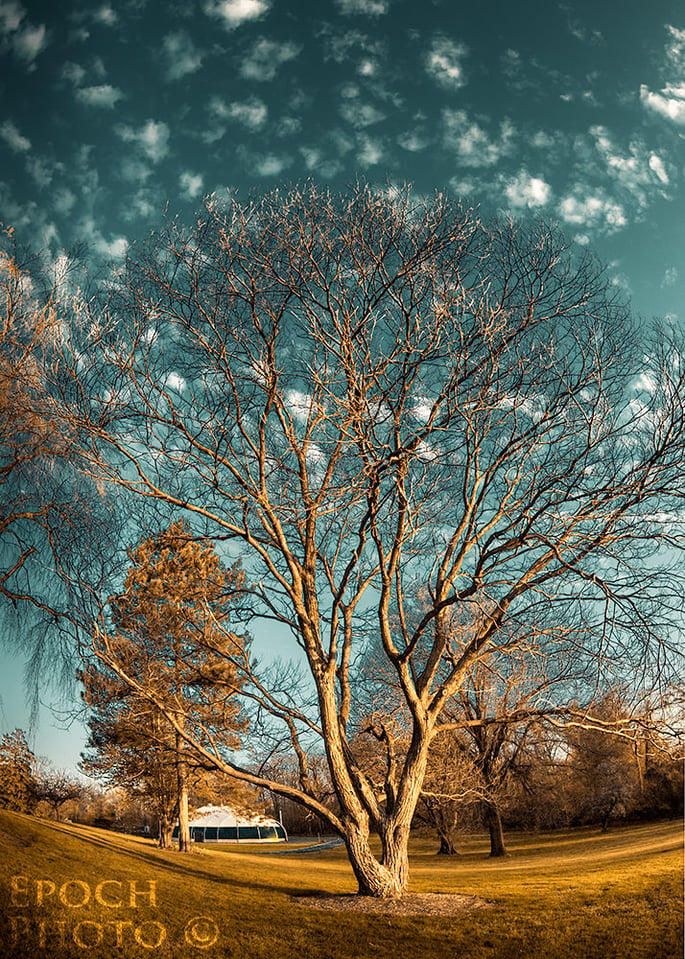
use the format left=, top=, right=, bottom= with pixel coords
left=25, top=184, right=685, bottom=895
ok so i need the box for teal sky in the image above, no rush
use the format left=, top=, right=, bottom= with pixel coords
left=1, top=0, right=684, bottom=770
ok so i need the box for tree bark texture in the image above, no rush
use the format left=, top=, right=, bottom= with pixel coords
left=176, top=737, right=191, bottom=853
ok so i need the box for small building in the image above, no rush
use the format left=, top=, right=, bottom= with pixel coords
left=173, top=805, right=287, bottom=843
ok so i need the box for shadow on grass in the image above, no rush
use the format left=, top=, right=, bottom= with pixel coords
left=35, top=818, right=350, bottom=900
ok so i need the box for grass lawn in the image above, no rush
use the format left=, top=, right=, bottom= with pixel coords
left=0, top=810, right=682, bottom=959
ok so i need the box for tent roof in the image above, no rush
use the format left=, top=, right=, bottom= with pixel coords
left=189, top=805, right=280, bottom=828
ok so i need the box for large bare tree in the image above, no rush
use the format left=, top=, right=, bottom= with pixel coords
left=53, top=185, right=685, bottom=897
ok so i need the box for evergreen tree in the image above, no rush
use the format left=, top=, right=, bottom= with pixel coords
left=86, top=520, right=248, bottom=850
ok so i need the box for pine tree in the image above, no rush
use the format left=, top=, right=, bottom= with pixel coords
left=86, top=520, right=248, bottom=850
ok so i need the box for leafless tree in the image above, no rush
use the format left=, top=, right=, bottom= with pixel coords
left=51, top=184, right=685, bottom=896
left=34, top=764, right=85, bottom=820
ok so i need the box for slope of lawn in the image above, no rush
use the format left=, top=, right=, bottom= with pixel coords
left=0, top=810, right=682, bottom=959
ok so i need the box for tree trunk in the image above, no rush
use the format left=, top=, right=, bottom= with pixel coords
left=158, top=814, right=173, bottom=849
left=437, top=833, right=460, bottom=855
left=485, top=802, right=507, bottom=857
left=176, top=736, right=191, bottom=853
left=343, top=818, right=410, bottom=898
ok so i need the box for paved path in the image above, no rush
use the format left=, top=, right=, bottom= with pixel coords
left=263, top=837, right=345, bottom=854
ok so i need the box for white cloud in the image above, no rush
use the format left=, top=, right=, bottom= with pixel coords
left=53, top=187, right=76, bottom=215
left=0, top=1, right=24, bottom=34
left=632, top=371, right=657, bottom=393
left=252, top=153, right=289, bottom=176
left=398, top=129, right=429, bottom=152
left=417, top=440, right=439, bottom=462
left=336, top=0, right=389, bottom=14
left=117, top=120, right=170, bottom=163
left=164, top=372, right=186, bottom=393
left=648, top=153, right=669, bottom=185
left=664, top=24, right=685, bottom=74
left=586, top=126, right=671, bottom=211
left=87, top=232, right=128, bottom=261
left=205, top=0, right=269, bottom=30
left=62, top=61, right=86, bottom=86
left=640, top=25, right=685, bottom=126
left=662, top=266, right=678, bottom=287
left=340, top=97, right=384, bottom=128
left=425, top=36, right=467, bottom=90
left=210, top=95, right=267, bottom=129
left=0, top=119, right=30, bottom=152
left=286, top=389, right=315, bottom=422
left=180, top=171, right=204, bottom=199
left=640, top=83, right=685, bottom=125
left=94, top=5, right=117, bottom=26
left=239, top=37, right=299, bottom=81
left=26, top=155, right=52, bottom=186
left=298, top=145, right=343, bottom=178
left=76, top=84, right=123, bottom=107
left=12, top=21, right=46, bottom=63
left=443, top=109, right=515, bottom=167
left=357, top=133, right=383, bottom=166
left=504, top=171, right=551, bottom=209
left=558, top=192, right=627, bottom=232
left=162, top=31, right=203, bottom=81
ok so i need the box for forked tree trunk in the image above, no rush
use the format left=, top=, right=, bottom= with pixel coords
left=158, top=814, right=173, bottom=849
left=437, top=833, right=460, bottom=855
left=485, top=801, right=507, bottom=857
left=343, top=819, right=411, bottom=898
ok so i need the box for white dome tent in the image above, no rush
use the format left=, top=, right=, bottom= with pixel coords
left=173, top=805, right=288, bottom=843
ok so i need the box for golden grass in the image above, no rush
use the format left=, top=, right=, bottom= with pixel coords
left=0, top=811, right=682, bottom=959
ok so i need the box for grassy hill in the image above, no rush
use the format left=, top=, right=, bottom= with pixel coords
left=0, top=810, right=682, bottom=959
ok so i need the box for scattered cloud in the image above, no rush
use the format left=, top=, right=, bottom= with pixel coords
left=179, top=171, right=204, bottom=199
left=317, top=24, right=386, bottom=67
left=76, top=84, right=124, bottom=107
left=425, top=36, right=467, bottom=90
left=588, top=126, right=671, bottom=208
left=443, top=109, right=515, bottom=166
left=62, top=60, right=86, bottom=86
left=640, top=83, right=685, bottom=126
left=397, top=128, right=429, bottom=152
left=164, top=371, right=186, bottom=393
left=298, top=144, right=344, bottom=178
left=662, top=266, right=678, bottom=287
left=357, top=133, right=384, bottom=166
left=93, top=5, right=117, bottom=26
left=504, top=170, right=551, bottom=209
left=640, top=25, right=685, bottom=126
left=12, top=21, right=46, bottom=64
left=253, top=153, right=289, bottom=176
left=26, top=155, right=54, bottom=187
left=210, top=95, right=267, bottom=130
left=648, top=153, right=669, bottom=184
left=239, top=37, right=299, bottom=81
left=0, top=1, right=24, bottom=34
left=204, top=0, right=270, bottom=30
left=559, top=4, right=603, bottom=45
left=116, top=120, right=170, bottom=163
left=558, top=190, right=627, bottom=233
left=335, top=0, right=389, bottom=14
left=339, top=86, right=385, bottom=128
left=0, top=119, right=30, bottom=152
left=162, top=31, right=203, bottom=81
left=238, top=147, right=291, bottom=177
